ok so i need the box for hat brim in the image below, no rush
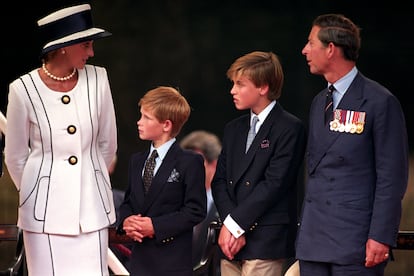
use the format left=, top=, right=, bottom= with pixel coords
left=41, top=27, right=111, bottom=56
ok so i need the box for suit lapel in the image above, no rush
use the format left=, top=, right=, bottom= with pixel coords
left=336, top=73, right=365, bottom=111
left=142, top=142, right=180, bottom=213
left=232, top=104, right=279, bottom=184
left=308, top=73, right=366, bottom=174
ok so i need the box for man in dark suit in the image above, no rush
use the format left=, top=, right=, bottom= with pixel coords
left=212, top=51, right=306, bottom=275
left=296, top=14, right=409, bottom=276
left=180, top=130, right=222, bottom=275
left=117, top=86, right=207, bottom=276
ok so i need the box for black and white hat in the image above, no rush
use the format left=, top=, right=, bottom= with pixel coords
left=37, top=3, right=111, bottom=55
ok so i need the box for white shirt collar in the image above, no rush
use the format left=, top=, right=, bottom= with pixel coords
left=149, top=138, right=176, bottom=161
left=250, top=100, right=276, bottom=131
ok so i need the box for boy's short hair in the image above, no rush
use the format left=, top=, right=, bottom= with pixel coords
left=226, top=51, right=284, bottom=100
left=139, top=86, right=191, bottom=137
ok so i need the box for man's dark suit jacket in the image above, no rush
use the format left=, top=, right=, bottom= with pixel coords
left=118, top=142, right=207, bottom=276
left=296, top=72, right=409, bottom=264
left=212, top=102, right=306, bottom=260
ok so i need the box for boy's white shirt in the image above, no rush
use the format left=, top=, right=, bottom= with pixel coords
left=143, top=138, right=176, bottom=176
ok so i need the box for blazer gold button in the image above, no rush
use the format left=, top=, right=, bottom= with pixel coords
left=67, top=125, right=76, bottom=134
left=246, top=181, right=250, bottom=186
left=61, top=95, right=71, bottom=104
left=68, top=156, right=78, bottom=165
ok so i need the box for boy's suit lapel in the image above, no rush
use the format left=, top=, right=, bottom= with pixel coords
left=230, top=115, right=249, bottom=181
left=231, top=104, right=278, bottom=185
left=142, top=143, right=179, bottom=213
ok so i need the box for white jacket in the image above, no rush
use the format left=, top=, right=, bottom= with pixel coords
left=5, top=65, right=117, bottom=235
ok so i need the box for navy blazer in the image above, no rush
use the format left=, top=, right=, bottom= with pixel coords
left=212, top=102, right=306, bottom=260
left=296, top=72, right=409, bottom=264
left=118, top=141, right=207, bottom=276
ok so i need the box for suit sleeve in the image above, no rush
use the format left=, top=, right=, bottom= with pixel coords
left=211, top=124, right=237, bottom=220
left=117, top=155, right=138, bottom=233
left=5, top=80, right=31, bottom=190
left=96, top=67, right=117, bottom=168
left=369, top=94, right=409, bottom=246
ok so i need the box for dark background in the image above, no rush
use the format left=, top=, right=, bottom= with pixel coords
left=1, top=0, right=413, bottom=190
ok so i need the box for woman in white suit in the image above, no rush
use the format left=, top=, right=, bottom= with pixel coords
left=5, top=4, right=117, bottom=275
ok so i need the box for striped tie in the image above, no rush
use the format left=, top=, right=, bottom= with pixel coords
left=325, top=85, right=335, bottom=125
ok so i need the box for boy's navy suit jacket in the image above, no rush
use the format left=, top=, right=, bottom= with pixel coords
left=212, top=102, right=306, bottom=260
left=119, top=141, right=207, bottom=276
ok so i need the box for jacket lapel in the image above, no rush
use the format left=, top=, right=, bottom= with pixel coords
left=232, top=104, right=279, bottom=184
left=308, top=73, right=366, bottom=174
left=141, top=142, right=180, bottom=213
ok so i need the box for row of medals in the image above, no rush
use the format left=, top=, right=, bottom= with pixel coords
left=329, top=109, right=366, bottom=134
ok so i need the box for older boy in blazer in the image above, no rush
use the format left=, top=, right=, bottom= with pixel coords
left=118, top=86, right=207, bottom=276
left=212, top=51, right=306, bottom=275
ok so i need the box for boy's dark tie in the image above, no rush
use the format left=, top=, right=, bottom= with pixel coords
left=143, top=150, right=158, bottom=194
left=325, top=85, right=335, bottom=125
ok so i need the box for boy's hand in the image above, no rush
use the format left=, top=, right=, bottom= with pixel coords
left=123, top=214, right=155, bottom=242
left=218, top=225, right=246, bottom=260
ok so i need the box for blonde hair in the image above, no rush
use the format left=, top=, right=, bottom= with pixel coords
left=139, top=86, right=191, bottom=137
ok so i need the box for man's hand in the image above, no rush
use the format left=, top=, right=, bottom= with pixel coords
left=365, top=238, right=390, bottom=267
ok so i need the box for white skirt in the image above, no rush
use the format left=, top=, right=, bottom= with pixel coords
left=23, top=228, right=109, bottom=276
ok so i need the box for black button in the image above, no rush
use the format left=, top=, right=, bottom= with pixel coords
left=61, top=95, right=71, bottom=104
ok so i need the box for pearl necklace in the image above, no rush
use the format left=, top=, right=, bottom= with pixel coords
left=42, top=63, right=76, bottom=81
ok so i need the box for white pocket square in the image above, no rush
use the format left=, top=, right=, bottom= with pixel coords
left=167, top=168, right=180, bottom=182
